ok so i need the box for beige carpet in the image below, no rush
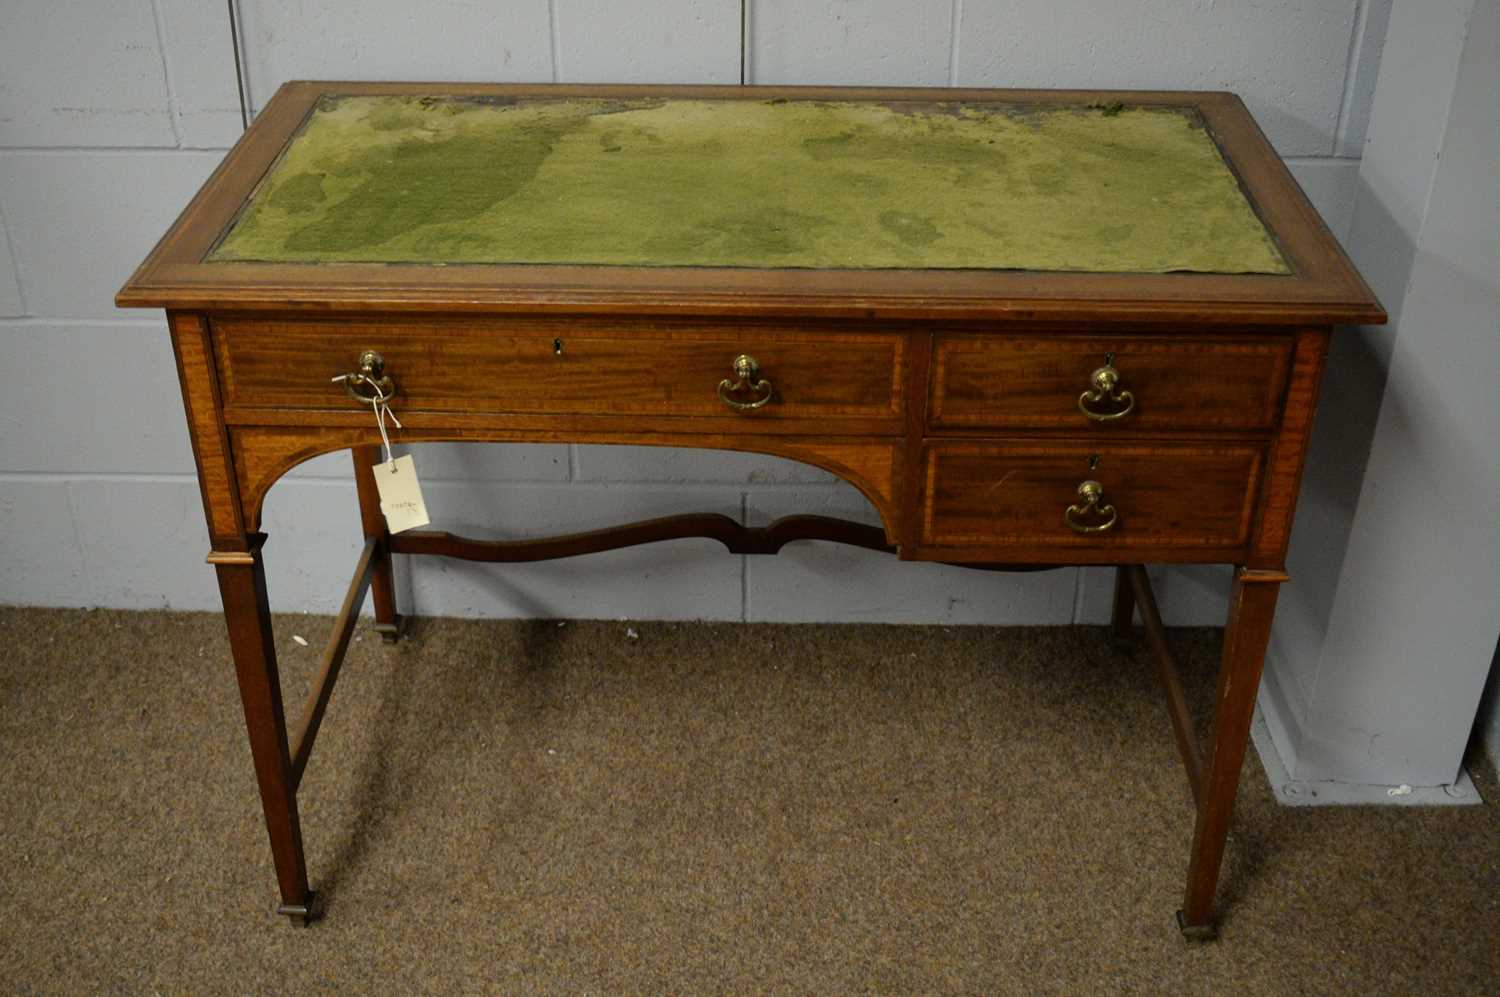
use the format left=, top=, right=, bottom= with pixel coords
left=1, top=606, right=1496, bottom=995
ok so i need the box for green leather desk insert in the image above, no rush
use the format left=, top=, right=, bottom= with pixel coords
left=210, top=95, right=1288, bottom=275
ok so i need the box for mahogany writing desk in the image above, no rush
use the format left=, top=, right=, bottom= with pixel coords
left=117, top=82, right=1384, bottom=937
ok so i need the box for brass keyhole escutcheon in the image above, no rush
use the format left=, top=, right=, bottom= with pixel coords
left=1064, top=479, right=1119, bottom=534
left=341, top=350, right=396, bottom=404
left=717, top=354, right=773, bottom=412
left=1078, top=353, right=1135, bottom=422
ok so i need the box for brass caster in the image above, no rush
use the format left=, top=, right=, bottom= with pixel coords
left=1176, top=909, right=1218, bottom=942
left=373, top=614, right=407, bottom=644
left=277, top=891, right=324, bottom=927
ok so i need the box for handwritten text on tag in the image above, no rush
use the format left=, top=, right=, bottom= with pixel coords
left=374, top=454, right=429, bottom=533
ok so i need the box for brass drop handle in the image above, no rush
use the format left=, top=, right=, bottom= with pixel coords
left=339, top=350, right=395, bottom=404
left=1078, top=355, right=1135, bottom=422
left=717, top=354, right=773, bottom=412
left=1064, top=479, right=1118, bottom=534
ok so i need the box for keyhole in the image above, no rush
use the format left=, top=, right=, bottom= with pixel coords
left=1103, top=351, right=1114, bottom=366
left=553, top=338, right=564, bottom=356
left=1088, top=454, right=1101, bottom=470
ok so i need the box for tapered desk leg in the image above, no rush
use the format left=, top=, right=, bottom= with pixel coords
left=213, top=542, right=320, bottom=925
left=1110, top=565, right=1138, bottom=646
left=351, top=445, right=404, bottom=642
left=1178, top=566, right=1284, bottom=940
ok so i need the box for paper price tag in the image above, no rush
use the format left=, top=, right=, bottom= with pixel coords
left=374, top=454, right=430, bottom=534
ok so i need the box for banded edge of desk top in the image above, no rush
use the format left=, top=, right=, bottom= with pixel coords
left=117, top=82, right=1383, bottom=327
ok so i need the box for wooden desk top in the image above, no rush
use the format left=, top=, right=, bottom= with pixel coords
left=117, top=82, right=1382, bottom=326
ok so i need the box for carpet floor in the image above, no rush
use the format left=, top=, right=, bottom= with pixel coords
left=1, top=606, right=1496, bottom=995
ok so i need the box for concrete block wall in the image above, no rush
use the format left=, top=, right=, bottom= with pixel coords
left=1, top=0, right=1391, bottom=627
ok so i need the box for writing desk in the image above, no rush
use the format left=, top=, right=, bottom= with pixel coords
left=117, top=82, right=1384, bottom=938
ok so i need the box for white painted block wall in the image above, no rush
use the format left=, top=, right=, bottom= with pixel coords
left=1, top=0, right=1391, bottom=630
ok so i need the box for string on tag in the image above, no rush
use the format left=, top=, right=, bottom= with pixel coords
left=332, top=375, right=403, bottom=464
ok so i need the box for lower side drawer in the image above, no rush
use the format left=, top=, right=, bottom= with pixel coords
left=920, top=442, right=1264, bottom=551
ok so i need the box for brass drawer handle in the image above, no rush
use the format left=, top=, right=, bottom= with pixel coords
left=339, top=350, right=396, bottom=404
left=1078, top=356, right=1134, bottom=422
left=1065, top=480, right=1118, bottom=534
left=717, top=354, right=773, bottom=412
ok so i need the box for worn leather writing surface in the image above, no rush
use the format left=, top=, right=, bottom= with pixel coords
left=212, top=95, right=1287, bottom=274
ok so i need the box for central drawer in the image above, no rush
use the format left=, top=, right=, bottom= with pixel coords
left=211, top=316, right=906, bottom=425
left=928, top=332, right=1294, bottom=432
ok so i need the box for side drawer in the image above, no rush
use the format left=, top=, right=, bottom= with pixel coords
left=212, top=316, right=905, bottom=424
left=920, top=442, right=1263, bottom=550
left=928, top=333, right=1294, bottom=432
